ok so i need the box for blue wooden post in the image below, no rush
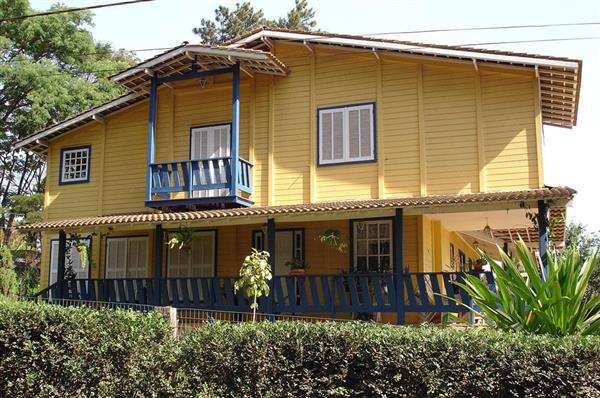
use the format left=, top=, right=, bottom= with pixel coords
left=146, top=75, right=158, bottom=202
left=56, top=230, right=67, bottom=300
left=266, top=218, right=275, bottom=317
left=393, top=208, right=405, bottom=324
left=537, top=200, right=549, bottom=278
left=154, top=224, right=163, bottom=306
left=230, top=62, right=240, bottom=197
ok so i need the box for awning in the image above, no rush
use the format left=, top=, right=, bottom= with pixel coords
left=110, top=44, right=289, bottom=93
left=19, top=186, right=574, bottom=232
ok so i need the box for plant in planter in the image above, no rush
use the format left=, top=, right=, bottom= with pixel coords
left=167, top=228, right=195, bottom=250
left=318, top=229, right=347, bottom=253
left=234, top=249, right=272, bottom=322
left=286, top=259, right=308, bottom=276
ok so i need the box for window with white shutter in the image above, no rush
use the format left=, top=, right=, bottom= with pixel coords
left=167, top=231, right=215, bottom=277
left=318, top=103, right=375, bottom=165
left=105, top=237, right=149, bottom=278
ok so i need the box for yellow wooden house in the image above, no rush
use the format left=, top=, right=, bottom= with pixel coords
left=15, top=28, right=580, bottom=323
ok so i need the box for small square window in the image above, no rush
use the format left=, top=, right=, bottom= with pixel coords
left=60, top=146, right=90, bottom=184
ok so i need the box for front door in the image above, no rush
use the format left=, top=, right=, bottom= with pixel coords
left=190, top=124, right=230, bottom=197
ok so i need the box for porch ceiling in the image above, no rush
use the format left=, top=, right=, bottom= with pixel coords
left=18, top=186, right=574, bottom=232
left=110, top=44, right=289, bottom=93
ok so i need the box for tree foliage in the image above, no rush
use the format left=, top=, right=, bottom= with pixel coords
left=234, top=249, right=271, bottom=321
left=566, top=221, right=600, bottom=296
left=192, top=0, right=317, bottom=45
left=0, top=0, right=136, bottom=264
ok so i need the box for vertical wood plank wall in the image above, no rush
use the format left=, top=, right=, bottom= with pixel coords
left=43, top=42, right=541, bottom=222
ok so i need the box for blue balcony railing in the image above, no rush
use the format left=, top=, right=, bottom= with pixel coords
left=148, top=157, right=252, bottom=201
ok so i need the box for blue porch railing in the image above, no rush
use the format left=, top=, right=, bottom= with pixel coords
left=40, top=271, right=494, bottom=316
left=149, top=157, right=252, bottom=200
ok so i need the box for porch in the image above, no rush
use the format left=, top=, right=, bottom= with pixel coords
left=27, top=188, right=572, bottom=324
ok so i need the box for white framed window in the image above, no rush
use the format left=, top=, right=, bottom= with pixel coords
left=49, top=238, right=91, bottom=285
left=167, top=231, right=216, bottom=277
left=105, top=236, right=148, bottom=278
left=318, top=103, right=375, bottom=165
left=60, top=146, right=90, bottom=184
left=353, top=220, right=392, bottom=273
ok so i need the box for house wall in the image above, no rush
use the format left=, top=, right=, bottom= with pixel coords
left=43, top=42, right=543, bottom=222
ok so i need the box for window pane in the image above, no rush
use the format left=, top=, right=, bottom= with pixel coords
left=380, top=240, right=390, bottom=255
left=321, top=113, right=332, bottom=161
left=356, top=257, right=368, bottom=272
left=379, top=223, right=390, bottom=238
left=360, top=108, right=372, bottom=157
left=332, top=111, right=344, bottom=160
left=368, top=241, right=378, bottom=255
left=368, top=224, right=378, bottom=239
left=356, top=223, right=366, bottom=239
left=356, top=240, right=367, bottom=256
left=348, top=109, right=360, bottom=158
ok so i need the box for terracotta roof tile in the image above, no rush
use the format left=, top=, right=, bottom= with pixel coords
left=18, top=187, right=575, bottom=232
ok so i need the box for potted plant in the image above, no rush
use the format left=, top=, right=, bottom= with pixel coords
left=286, top=259, right=307, bottom=276
left=234, top=249, right=272, bottom=322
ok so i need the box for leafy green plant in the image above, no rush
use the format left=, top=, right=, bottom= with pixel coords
left=451, top=239, right=600, bottom=336
left=318, top=229, right=347, bottom=253
left=234, top=249, right=272, bottom=321
left=0, top=244, right=18, bottom=297
left=167, top=228, right=195, bottom=250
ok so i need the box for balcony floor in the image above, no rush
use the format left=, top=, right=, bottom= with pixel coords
left=145, top=195, right=253, bottom=211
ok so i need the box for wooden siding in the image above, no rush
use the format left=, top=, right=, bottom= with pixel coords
left=43, top=41, right=541, bottom=222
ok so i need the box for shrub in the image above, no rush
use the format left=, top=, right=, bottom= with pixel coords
left=178, top=322, right=600, bottom=397
left=1, top=300, right=599, bottom=397
left=0, top=298, right=177, bottom=397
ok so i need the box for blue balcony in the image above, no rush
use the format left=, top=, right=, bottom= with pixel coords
left=145, top=157, right=253, bottom=209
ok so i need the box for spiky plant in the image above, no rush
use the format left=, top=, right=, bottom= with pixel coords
left=453, top=240, right=600, bottom=336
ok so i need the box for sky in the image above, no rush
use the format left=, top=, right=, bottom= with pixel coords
left=30, top=0, right=600, bottom=230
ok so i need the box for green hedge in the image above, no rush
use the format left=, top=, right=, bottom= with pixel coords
left=0, top=299, right=177, bottom=397
left=1, top=299, right=600, bottom=397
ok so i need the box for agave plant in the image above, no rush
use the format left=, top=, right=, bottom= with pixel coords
left=453, top=239, right=600, bottom=336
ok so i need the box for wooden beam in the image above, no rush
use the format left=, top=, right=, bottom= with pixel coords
left=376, top=58, right=385, bottom=199
left=309, top=51, right=317, bottom=203
left=393, top=208, right=405, bottom=324
left=533, top=77, right=545, bottom=188
left=154, top=224, right=163, bottom=305
left=268, top=76, right=275, bottom=206
left=474, top=71, right=486, bottom=192
left=57, top=230, right=66, bottom=299
left=537, top=200, right=549, bottom=276
left=146, top=76, right=158, bottom=202
left=417, top=64, right=427, bottom=196
left=230, top=62, right=240, bottom=197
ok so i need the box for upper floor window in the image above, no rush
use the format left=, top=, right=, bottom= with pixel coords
left=60, top=146, right=90, bottom=184
left=318, top=103, right=375, bottom=165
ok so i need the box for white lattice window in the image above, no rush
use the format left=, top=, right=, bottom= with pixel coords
left=318, top=103, right=375, bottom=165
left=60, top=146, right=90, bottom=183
left=353, top=220, right=392, bottom=273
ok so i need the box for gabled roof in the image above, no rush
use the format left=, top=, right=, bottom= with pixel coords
left=14, top=28, right=582, bottom=154
left=228, top=27, right=582, bottom=128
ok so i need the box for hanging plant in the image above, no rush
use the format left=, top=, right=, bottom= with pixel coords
left=68, top=234, right=89, bottom=270
left=167, top=228, right=195, bottom=250
left=318, top=229, right=347, bottom=253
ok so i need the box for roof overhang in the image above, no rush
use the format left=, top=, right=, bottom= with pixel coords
left=13, top=92, right=145, bottom=154
left=110, top=44, right=288, bottom=93
left=229, top=28, right=582, bottom=128
left=18, top=187, right=574, bottom=232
